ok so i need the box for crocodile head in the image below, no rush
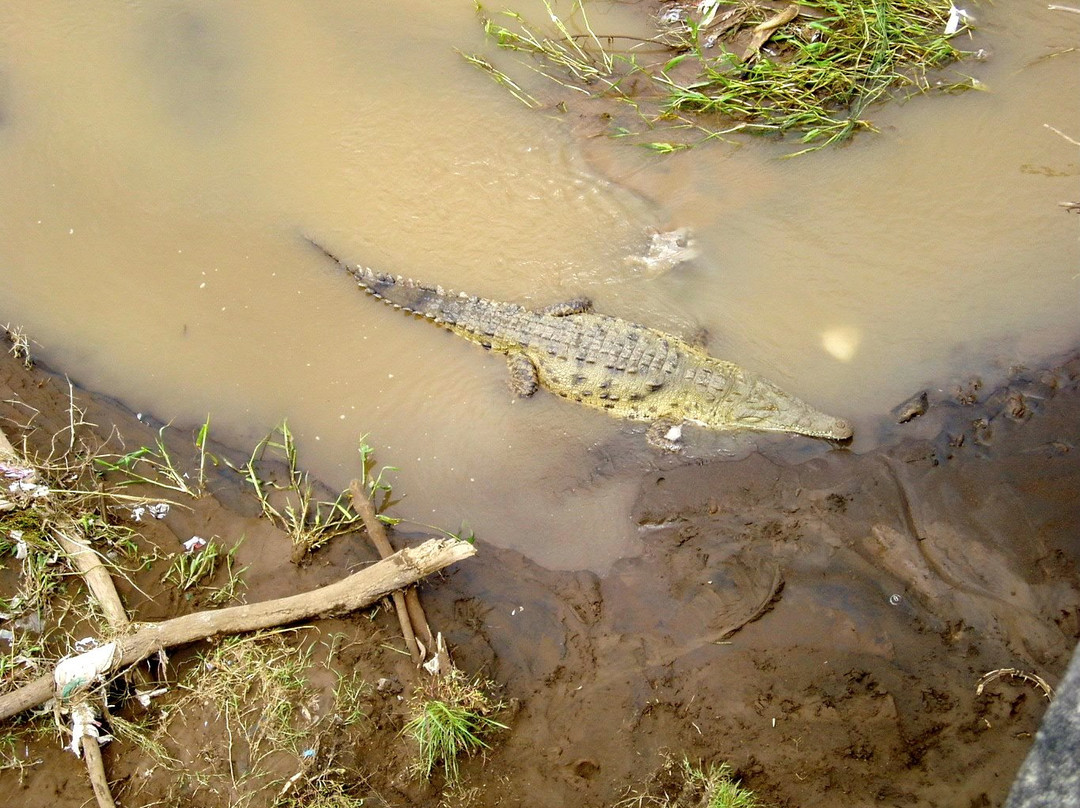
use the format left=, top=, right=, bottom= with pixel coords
left=704, top=376, right=854, bottom=442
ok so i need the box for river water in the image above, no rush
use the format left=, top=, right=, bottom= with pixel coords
left=0, top=1, right=1077, bottom=569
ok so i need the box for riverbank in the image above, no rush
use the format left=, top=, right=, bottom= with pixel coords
left=1, top=339, right=1077, bottom=806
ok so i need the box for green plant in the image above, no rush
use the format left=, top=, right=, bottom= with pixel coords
left=331, top=669, right=371, bottom=729
left=229, top=422, right=364, bottom=557
left=478, top=0, right=618, bottom=91
left=467, top=0, right=973, bottom=153
left=616, top=757, right=761, bottom=808
left=162, top=538, right=246, bottom=604
left=357, top=434, right=399, bottom=523
left=95, top=417, right=214, bottom=497
left=404, top=669, right=506, bottom=783
left=183, top=629, right=316, bottom=756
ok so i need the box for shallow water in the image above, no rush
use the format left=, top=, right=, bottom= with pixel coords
left=0, top=1, right=1077, bottom=570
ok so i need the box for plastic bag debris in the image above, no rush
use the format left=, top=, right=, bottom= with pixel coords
left=183, top=536, right=208, bottom=553
left=131, top=502, right=170, bottom=522
left=944, top=4, right=973, bottom=35
left=55, top=641, right=118, bottom=698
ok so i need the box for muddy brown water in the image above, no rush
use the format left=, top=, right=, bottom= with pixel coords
left=0, top=2, right=1078, bottom=571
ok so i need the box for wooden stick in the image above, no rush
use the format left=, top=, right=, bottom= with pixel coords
left=0, top=537, right=475, bottom=721
left=53, top=526, right=130, bottom=632
left=349, top=480, right=441, bottom=669
left=350, top=480, right=427, bottom=662
left=82, top=736, right=117, bottom=808
left=52, top=526, right=130, bottom=807
left=0, top=426, right=126, bottom=805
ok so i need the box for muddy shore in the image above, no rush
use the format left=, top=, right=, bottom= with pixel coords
left=1, top=346, right=1077, bottom=807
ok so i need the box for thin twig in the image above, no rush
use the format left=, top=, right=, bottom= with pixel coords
left=1044, top=123, right=1080, bottom=147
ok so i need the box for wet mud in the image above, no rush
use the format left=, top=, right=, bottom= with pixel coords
left=1, top=347, right=1078, bottom=807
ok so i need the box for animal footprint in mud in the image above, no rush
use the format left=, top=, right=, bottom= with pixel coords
left=570, top=758, right=601, bottom=780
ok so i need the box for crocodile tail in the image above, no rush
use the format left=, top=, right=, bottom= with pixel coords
left=306, top=237, right=450, bottom=320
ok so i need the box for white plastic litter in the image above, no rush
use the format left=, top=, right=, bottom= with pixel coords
left=74, top=636, right=100, bottom=653
left=183, top=536, right=208, bottom=553
left=132, top=502, right=171, bottom=522
left=147, top=502, right=170, bottom=519
left=69, top=701, right=100, bottom=756
left=944, top=5, right=974, bottom=35
left=55, top=641, right=118, bottom=698
left=135, top=686, right=169, bottom=708
left=10, top=529, right=27, bottom=560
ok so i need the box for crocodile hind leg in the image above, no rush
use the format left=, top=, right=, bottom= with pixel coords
left=540, top=298, right=592, bottom=316
left=506, top=353, right=540, bottom=398
left=646, top=419, right=685, bottom=453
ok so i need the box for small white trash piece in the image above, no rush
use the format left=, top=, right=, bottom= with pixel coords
left=944, top=5, right=974, bottom=35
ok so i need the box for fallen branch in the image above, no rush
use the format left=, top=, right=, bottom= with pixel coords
left=53, top=526, right=130, bottom=632
left=82, top=738, right=117, bottom=808
left=52, top=525, right=130, bottom=808
left=0, top=537, right=475, bottom=721
left=350, top=480, right=440, bottom=667
left=350, top=480, right=423, bottom=664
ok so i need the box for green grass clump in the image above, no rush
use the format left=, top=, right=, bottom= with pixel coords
left=228, top=421, right=366, bottom=560
left=469, top=0, right=976, bottom=152
left=661, top=0, right=966, bottom=151
left=404, top=669, right=507, bottom=784
left=617, top=757, right=762, bottom=808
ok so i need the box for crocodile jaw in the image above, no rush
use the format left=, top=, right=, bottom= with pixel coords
left=701, top=376, right=854, bottom=442
left=719, top=402, right=853, bottom=441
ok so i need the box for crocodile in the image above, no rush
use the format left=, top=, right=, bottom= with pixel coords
left=309, top=240, right=853, bottom=448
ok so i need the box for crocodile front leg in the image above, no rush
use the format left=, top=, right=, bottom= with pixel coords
left=506, top=352, right=540, bottom=397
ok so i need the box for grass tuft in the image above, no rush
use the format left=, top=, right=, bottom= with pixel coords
left=227, top=422, right=365, bottom=559
left=467, top=0, right=975, bottom=152
left=617, top=757, right=762, bottom=808
left=404, top=668, right=507, bottom=784
left=95, top=417, right=214, bottom=498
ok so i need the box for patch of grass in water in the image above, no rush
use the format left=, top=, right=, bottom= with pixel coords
left=468, top=0, right=979, bottom=153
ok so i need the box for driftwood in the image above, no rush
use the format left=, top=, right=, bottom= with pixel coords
left=82, top=739, right=117, bottom=808
left=0, top=537, right=475, bottom=721
left=1, top=424, right=130, bottom=807
left=53, top=526, right=130, bottom=632
left=350, top=481, right=423, bottom=663
left=350, top=480, right=441, bottom=668
left=53, top=525, right=131, bottom=808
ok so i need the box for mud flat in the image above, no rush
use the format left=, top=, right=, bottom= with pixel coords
left=0, top=346, right=1077, bottom=807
